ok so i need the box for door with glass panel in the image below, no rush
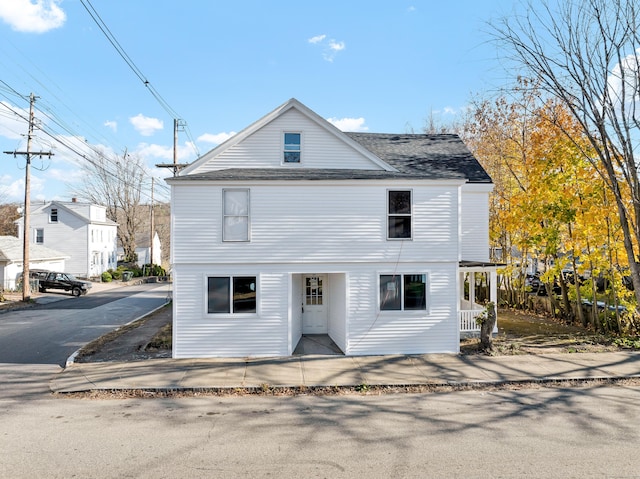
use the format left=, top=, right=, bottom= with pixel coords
left=302, top=275, right=328, bottom=334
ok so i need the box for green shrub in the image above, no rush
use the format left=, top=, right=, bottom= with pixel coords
left=144, top=263, right=166, bottom=276
left=101, top=271, right=113, bottom=283
left=109, top=268, right=122, bottom=280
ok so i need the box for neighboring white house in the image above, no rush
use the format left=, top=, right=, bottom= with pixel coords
left=0, top=236, right=69, bottom=290
left=167, top=98, right=497, bottom=358
left=117, top=231, right=162, bottom=268
left=16, top=200, right=118, bottom=278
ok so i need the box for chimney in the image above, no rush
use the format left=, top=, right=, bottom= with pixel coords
left=72, top=198, right=77, bottom=203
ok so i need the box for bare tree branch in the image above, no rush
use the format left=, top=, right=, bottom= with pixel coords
left=70, top=149, right=146, bottom=262
left=492, top=0, right=640, bottom=307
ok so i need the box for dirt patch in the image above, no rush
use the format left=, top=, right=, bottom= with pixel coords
left=74, top=303, right=172, bottom=362
left=461, top=309, right=623, bottom=355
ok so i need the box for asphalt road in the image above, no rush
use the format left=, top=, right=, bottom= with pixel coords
left=1, top=385, right=639, bottom=478
left=0, top=282, right=171, bottom=366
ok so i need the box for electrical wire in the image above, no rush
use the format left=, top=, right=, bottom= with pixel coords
left=79, top=0, right=200, bottom=159
left=0, top=91, right=170, bottom=202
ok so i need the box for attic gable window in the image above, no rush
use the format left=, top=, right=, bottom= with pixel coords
left=283, top=132, right=301, bottom=163
left=50, top=208, right=58, bottom=223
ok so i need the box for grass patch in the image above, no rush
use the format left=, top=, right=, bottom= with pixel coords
left=146, top=323, right=172, bottom=350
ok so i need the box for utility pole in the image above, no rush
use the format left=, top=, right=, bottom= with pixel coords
left=156, top=118, right=188, bottom=175
left=149, top=177, right=155, bottom=273
left=3, top=93, right=53, bottom=301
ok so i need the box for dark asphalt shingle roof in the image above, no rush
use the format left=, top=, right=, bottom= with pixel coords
left=170, top=132, right=491, bottom=184
left=345, top=133, right=492, bottom=183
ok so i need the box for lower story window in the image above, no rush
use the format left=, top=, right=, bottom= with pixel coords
left=380, top=274, right=427, bottom=311
left=207, top=276, right=257, bottom=314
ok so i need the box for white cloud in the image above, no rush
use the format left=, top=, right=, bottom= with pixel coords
left=104, top=120, right=117, bottom=132
left=327, top=117, right=368, bottom=132
left=197, top=131, right=237, bottom=145
left=0, top=0, right=66, bottom=33
left=308, top=33, right=346, bottom=62
left=135, top=142, right=196, bottom=163
left=308, top=34, right=326, bottom=44
left=129, top=114, right=164, bottom=136
left=607, top=49, right=640, bottom=119
left=328, top=40, right=345, bottom=52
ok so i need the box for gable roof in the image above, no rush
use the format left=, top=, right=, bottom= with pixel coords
left=0, top=236, right=69, bottom=263
left=171, top=99, right=492, bottom=184
left=178, top=98, right=396, bottom=176
left=20, top=201, right=118, bottom=227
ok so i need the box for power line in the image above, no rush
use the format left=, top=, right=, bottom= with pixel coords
left=0, top=90, right=170, bottom=203
left=79, top=0, right=200, bottom=159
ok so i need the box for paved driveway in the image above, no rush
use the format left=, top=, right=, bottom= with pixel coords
left=0, top=282, right=171, bottom=366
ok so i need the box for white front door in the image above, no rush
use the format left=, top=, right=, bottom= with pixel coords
left=302, top=274, right=328, bottom=334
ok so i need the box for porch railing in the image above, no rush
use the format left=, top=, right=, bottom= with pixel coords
left=460, top=309, right=483, bottom=332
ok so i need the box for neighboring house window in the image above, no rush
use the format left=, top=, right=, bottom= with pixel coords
left=50, top=208, right=58, bottom=223
left=379, top=274, right=427, bottom=311
left=207, top=276, right=257, bottom=314
left=223, top=189, right=250, bottom=242
left=35, top=228, right=44, bottom=244
left=388, top=190, right=412, bottom=239
left=283, top=132, right=301, bottom=163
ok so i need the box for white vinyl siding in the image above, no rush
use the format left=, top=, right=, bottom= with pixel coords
left=22, top=203, right=117, bottom=277
left=190, top=108, right=386, bottom=173
left=460, top=185, right=492, bottom=261
left=172, top=263, right=458, bottom=358
left=346, top=265, right=458, bottom=355
left=172, top=181, right=459, bottom=265
left=173, top=268, right=289, bottom=358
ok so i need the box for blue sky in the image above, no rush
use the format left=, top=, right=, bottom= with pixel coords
left=0, top=0, right=517, bottom=203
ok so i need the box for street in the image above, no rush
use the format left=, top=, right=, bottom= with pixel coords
left=0, top=385, right=639, bottom=478
left=0, top=282, right=170, bottom=365
left=1, top=282, right=639, bottom=477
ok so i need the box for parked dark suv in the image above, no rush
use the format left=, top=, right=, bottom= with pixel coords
left=37, top=271, right=92, bottom=296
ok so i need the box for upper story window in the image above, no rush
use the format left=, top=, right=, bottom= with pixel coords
left=223, top=189, right=250, bottom=242
left=50, top=208, right=58, bottom=223
left=388, top=190, right=412, bottom=239
left=35, top=228, right=44, bottom=244
left=283, top=132, right=301, bottom=163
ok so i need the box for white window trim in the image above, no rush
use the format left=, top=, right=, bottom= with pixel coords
left=34, top=228, right=44, bottom=244
left=222, top=188, right=251, bottom=242
left=377, top=272, right=430, bottom=313
left=387, top=189, right=413, bottom=241
left=282, top=131, right=302, bottom=165
left=204, top=273, right=259, bottom=317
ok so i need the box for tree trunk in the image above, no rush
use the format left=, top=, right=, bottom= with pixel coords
left=480, top=302, right=497, bottom=352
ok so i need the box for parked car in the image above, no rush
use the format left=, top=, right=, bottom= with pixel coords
left=37, top=272, right=92, bottom=297
left=525, top=273, right=561, bottom=296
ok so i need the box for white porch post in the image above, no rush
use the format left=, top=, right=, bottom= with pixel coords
left=491, top=269, right=498, bottom=333
left=490, top=269, right=498, bottom=306
left=469, top=271, right=476, bottom=306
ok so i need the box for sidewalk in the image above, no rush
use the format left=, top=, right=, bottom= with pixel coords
left=51, top=350, right=640, bottom=394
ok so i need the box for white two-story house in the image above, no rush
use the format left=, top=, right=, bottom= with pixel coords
left=167, top=99, right=496, bottom=358
left=17, top=200, right=118, bottom=278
